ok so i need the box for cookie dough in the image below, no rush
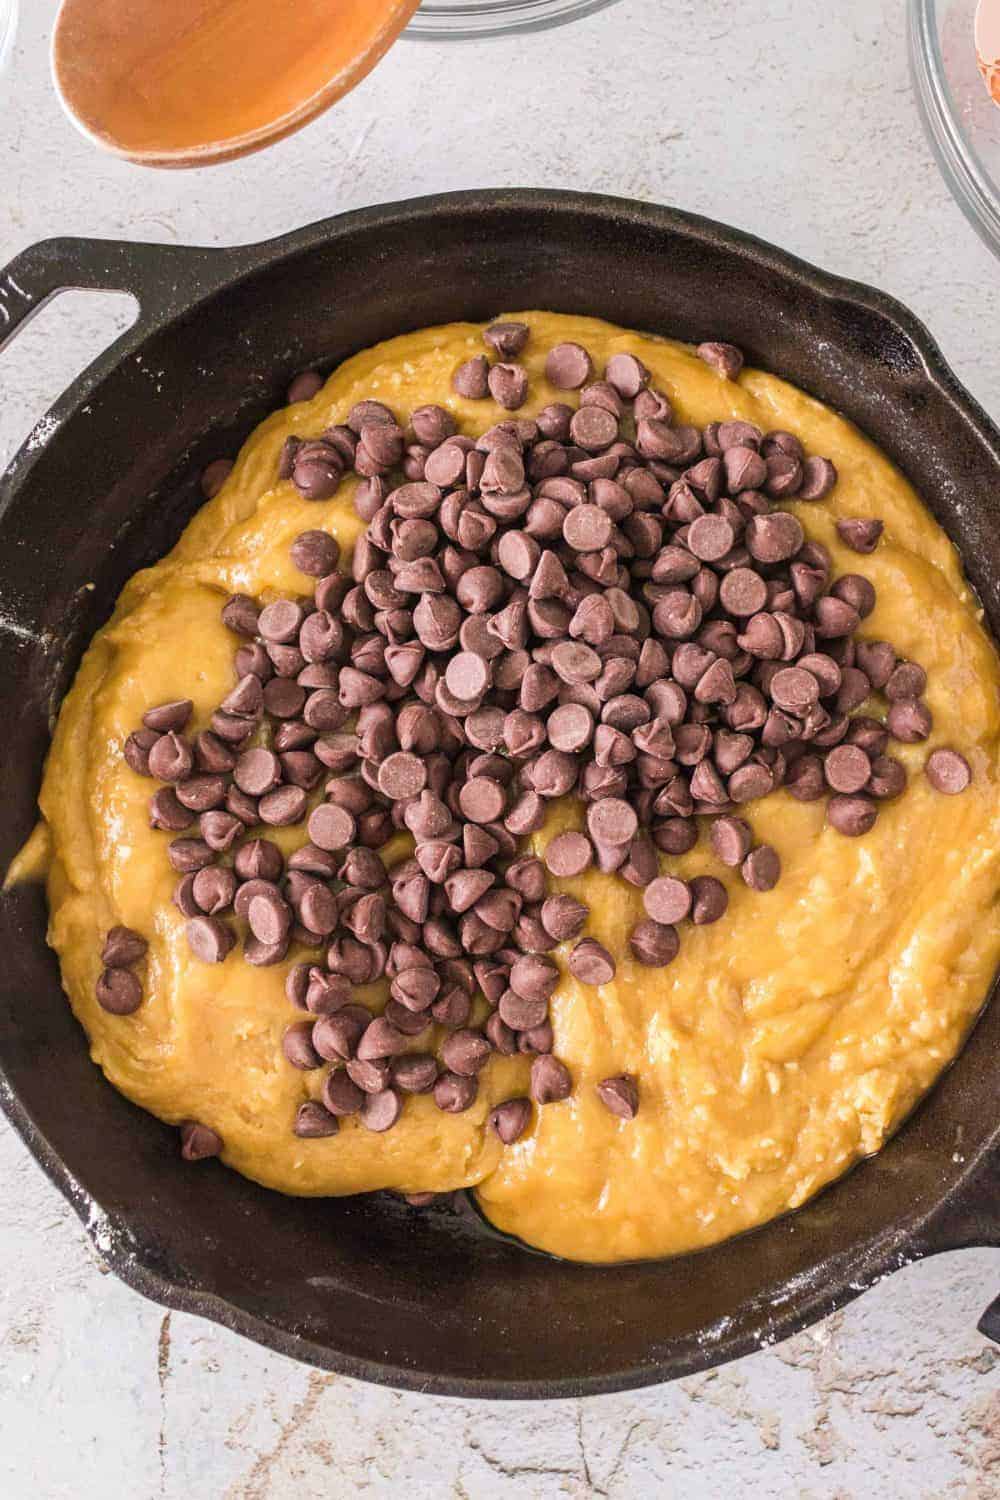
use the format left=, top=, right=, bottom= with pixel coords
left=24, top=312, right=1000, bottom=1262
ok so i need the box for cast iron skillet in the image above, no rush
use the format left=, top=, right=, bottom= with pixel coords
left=0, top=190, right=997, bottom=1398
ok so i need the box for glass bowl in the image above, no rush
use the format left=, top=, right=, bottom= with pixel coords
left=408, top=0, right=622, bottom=39
left=1, top=0, right=16, bottom=73
left=909, top=0, right=1000, bottom=257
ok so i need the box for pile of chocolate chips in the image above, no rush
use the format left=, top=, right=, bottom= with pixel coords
left=109, top=324, right=973, bottom=1160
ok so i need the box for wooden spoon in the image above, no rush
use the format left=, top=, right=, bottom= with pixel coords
left=52, top=0, right=421, bottom=168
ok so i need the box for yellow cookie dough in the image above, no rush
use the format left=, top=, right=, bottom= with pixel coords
left=20, top=312, right=1000, bottom=1263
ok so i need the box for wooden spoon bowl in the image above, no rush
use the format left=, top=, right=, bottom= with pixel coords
left=52, top=0, right=421, bottom=168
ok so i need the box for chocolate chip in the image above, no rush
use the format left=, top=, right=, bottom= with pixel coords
left=173, top=874, right=200, bottom=918
left=360, top=1088, right=402, bottom=1133
left=543, top=831, right=592, bottom=878
left=247, top=886, right=292, bottom=945
left=288, top=531, right=338, bottom=579
left=200, top=810, right=244, bottom=851
left=823, top=743, right=871, bottom=794
left=886, top=699, right=932, bottom=743
left=307, top=802, right=356, bottom=850
left=509, top=953, right=559, bottom=1001
left=827, top=793, right=878, bottom=836
left=293, top=1102, right=339, bottom=1138
left=540, top=894, right=588, bottom=942
left=697, top=341, right=744, bottom=380
left=356, top=1016, right=409, bottom=1060
left=689, top=875, right=728, bottom=924
left=488, top=363, right=529, bottom=411
left=770, top=666, right=820, bottom=713
left=530, top=1055, right=572, bottom=1104
left=586, top=797, right=638, bottom=846
left=568, top=938, right=616, bottom=985
left=710, top=816, right=752, bottom=867
left=101, top=925, right=148, bottom=968
left=654, top=818, right=698, bottom=855
left=466, top=1088, right=523, bottom=1144
left=406, top=405, right=455, bottom=450
left=192, top=865, right=237, bottom=915
left=257, top=599, right=304, bottom=645
left=570, top=406, right=617, bottom=453
left=459, top=777, right=506, bottom=824
left=149, top=789, right=195, bottom=832
left=186, top=915, right=235, bottom=963
left=282, top=1022, right=321, bottom=1071
left=832, top=573, right=876, bottom=620
left=836, top=517, right=883, bottom=553
left=180, top=1121, right=223, bottom=1160
left=798, top=456, right=837, bottom=500
left=545, top=342, right=592, bottom=389
left=643, top=876, right=692, bottom=925
left=687, top=514, right=735, bottom=562
left=221, top=594, right=259, bottom=636
left=484, top=321, right=530, bottom=358
left=143, top=699, right=193, bottom=734
left=563, top=502, right=614, bottom=553
left=925, top=747, right=972, bottom=795
left=124, top=727, right=160, bottom=776
left=209, top=711, right=254, bottom=746
left=596, top=1074, right=639, bottom=1119
left=440, top=1028, right=492, bottom=1076
left=347, top=1056, right=392, bottom=1094
left=391, top=1053, right=439, bottom=1094
left=885, top=661, right=927, bottom=702
left=867, top=754, right=906, bottom=800
left=620, top=834, right=659, bottom=887
left=229, top=748, right=278, bottom=797
left=728, top=763, right=774, bottom=803
left=265, top=678, right=307, bottom=719
left=175, top=775, right=227, bottom=813
left=244, top=931, right=291, bottom=967
left=434, top=1071, right=478, bottom=1113
left=453, top=356, right=490, bottom=400
left=496, top=988, right=547, bottom=1031
left=597, top=355, right=645, bottom=400
left=745, top=511, right=803, bottom=564
left=854, top=641, right=896, bottom=691
left=312, top=1006, right=367, bottom=1063
left=148, top=732, right=193, bottom=783
left=95, top=968, right=143, bottom=1015
left=628, top=914, right=679, bottom=966
left=741, top=844, right=781, bottom=891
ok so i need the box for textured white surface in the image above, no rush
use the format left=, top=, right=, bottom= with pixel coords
left=1, top=2, right=999, bottom=1495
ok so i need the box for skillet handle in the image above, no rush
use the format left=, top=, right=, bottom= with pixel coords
left=980, top=1296, right=1000, bottom=1345
left=0, top=236, right=233, bottom=353
left=973, top=1151, right=1000, bottom=1348
left=919, top=1146, right=1000, bottom=1347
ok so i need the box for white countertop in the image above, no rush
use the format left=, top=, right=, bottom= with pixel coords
left=1, top=2, right=998, bottom=1495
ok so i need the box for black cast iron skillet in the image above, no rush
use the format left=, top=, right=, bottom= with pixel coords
left=0, top=191, right=997, bottom=1399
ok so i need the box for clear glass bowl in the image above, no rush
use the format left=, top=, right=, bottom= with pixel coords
left=407, top=0, right=622, bottom=40
left=0, top=0, right=16, bottom=73
left=909, top=0, right=1000, bottom=257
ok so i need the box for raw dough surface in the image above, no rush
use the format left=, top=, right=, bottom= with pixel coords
left=33, top=313, right=1000, bottom=1262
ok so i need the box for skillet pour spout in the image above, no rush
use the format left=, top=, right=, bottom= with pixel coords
left=0, top=191, right=998, bottom=1397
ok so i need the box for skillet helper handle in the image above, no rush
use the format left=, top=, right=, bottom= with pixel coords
left=945, top=1150, right=1000, bottom=1346
left=0, top=236, right=230, bottom=353
left=974, top=1155, right=1000, bottom=1347
left=981, top=1296, right=1000, bottom=1345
